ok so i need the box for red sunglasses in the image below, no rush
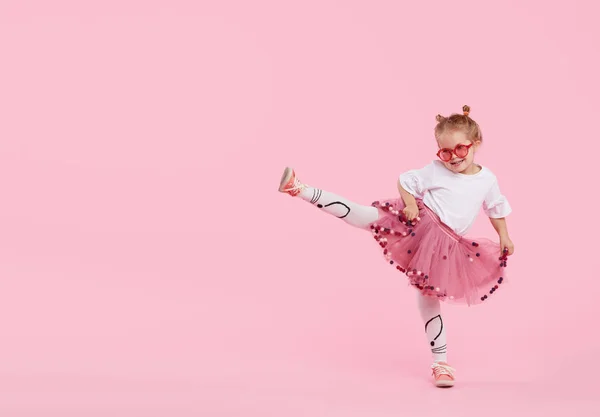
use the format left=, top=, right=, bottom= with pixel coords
left=436, top=143, right=474, bottom=162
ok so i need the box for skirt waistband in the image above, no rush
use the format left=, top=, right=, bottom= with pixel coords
left=422, top=203, right=462, bottom=242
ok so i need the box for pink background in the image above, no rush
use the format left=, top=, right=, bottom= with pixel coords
left=1, top=0, right=599, bottom=415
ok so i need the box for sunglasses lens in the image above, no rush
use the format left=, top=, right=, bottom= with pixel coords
left=439, top=150, right=453, bottom=161
left=455, top=145, right=469, bottom=157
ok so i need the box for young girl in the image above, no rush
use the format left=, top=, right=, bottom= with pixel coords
left=278, top=105, right=514, bottom=388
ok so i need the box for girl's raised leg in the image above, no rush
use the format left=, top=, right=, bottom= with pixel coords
left=279, top=167, right=379, bottom=229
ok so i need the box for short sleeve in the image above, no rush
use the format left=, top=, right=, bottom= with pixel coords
left=399, top=162, right=436, bottom=199
left=483, top=179, right=512, bottom=218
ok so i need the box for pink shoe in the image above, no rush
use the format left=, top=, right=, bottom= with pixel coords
left=431, top=362, right=455, bottom=388
left=278, top=167, right=306, bottom=197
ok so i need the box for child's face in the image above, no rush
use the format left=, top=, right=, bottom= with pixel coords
left=437, top=130, right=480, bottom=174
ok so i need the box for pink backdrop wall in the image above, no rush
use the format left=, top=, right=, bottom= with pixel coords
left=1, top=1, right=599, bottom=415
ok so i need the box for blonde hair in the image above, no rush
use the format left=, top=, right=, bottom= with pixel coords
left=434, top=105, right=483, bottom=143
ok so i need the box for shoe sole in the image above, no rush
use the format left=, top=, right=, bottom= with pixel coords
left=435, top=380, right=455, bottom=388
left=278, top=167, right=293, bottom=192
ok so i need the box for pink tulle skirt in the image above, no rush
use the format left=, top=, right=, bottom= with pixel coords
left=368, top=198, right=508, bottom=306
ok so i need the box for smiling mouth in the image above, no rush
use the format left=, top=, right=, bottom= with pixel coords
left=450, top=159, right=464, bottom=166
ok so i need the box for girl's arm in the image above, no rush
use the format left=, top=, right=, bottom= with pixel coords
left=484, top=178, right=513, bottom=255
left=397, top=163, right=435, bottom=220
left=489, top=217, right=514, bottom=255
left=398, top=179, right=420, bottom=221
left=397, top=179, right=417, bottom=207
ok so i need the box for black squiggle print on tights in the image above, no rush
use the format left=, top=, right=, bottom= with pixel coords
left=432, top=344, right=447, bottom=354
left=310, top=189, right=351, bottom=219
left=310, top=188, right=322, bottom=205
left=322, top=201, right=351, bottom=218
left=425, top=314, right=444, bottom=347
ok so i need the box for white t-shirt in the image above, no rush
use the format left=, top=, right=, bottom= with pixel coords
left=399, top=160, right=512, bottom=236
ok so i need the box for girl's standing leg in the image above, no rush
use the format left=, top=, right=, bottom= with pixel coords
left=279, top=167, right=379, bottom=229
left=417, top=292, right=455, bottom=386
left=417, top=292, right=447, bottom=363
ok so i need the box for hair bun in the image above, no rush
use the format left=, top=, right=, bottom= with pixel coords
left=462, top=105, right=470, bottom=116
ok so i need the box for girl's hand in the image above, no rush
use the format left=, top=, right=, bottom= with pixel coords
left=402, top=204, right=419, bottom=221
left=500, top=236, right=514, bottom=256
